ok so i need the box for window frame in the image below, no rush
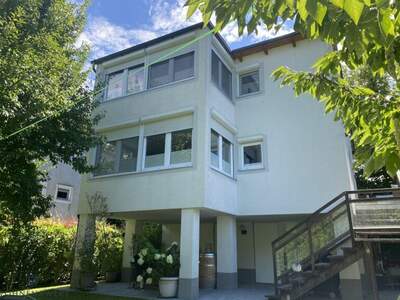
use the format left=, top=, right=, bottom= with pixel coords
left=94, top=136, right=140, bottom=177
left=105, top=70, right=125, bottom=101
left=142, top=129, right=193, bottom=171
left=239, top=69, right=260, bottom=96
left=147, top=51, right=195, bottom=89
left=211, top=50, right=233, bottom=100
left=240, top=141, right=264, bottom=171
left=126, top=63, right=146, bottom=95
left=54, top=184, right=73, bottom=202
left=210, top=129, right=234, bottom=177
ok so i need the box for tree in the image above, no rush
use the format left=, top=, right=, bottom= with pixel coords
left=187, top=0, right=400, bottom=178
left=0, top=0, right=101, bottom=224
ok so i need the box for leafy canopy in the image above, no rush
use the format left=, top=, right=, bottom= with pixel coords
left=0, top=0, right=101, bottom=223
left=187, top=0, right=400, bottom=178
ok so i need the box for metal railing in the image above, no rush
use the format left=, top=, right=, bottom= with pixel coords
left=271, top=188, right=400, bottom=296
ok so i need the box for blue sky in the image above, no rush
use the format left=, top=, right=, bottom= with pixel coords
left=78, top=0, right=293, bottom=62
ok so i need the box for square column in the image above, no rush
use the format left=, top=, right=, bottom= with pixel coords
left=216, top=215, right=238, bottom=289
left=178, top=208, right=200, bottom=300
left=121, top=219, right=136, bottom=282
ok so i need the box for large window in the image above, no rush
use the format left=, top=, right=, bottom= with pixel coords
left=127, top=65, right=145, bottom=94
left=148, top=52, right=194, bottom=88
left=144, top=129, right=193, bottom=170
left=239, top=70, right=260, bottom=96
left=95, top=137, right=139, bottom=176
left=106, top=71, right=124, bottom=100
left=211, top=51, right=232, bottom=99
left=210, top=129, right=233, bottom=176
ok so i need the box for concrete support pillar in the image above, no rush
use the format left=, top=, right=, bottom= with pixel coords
left=121, top=219, right=136, bottom=282
left=216, top=215, right=238, bottom=289
left=178, top=209, right=200, bottom=300
left=71, top=214, right=96, bottom=290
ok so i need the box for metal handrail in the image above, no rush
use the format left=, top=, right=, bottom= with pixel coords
left=272, top=188, right=400, bottom=296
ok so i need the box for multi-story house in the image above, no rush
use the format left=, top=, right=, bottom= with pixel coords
left=72, top=23, right=361, bottom=299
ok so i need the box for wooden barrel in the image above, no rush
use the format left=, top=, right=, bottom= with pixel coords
left=199, top=253, right=216, bottom=289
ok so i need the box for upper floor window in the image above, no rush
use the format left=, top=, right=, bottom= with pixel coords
left=148, top=52, right=194, bottom=89
left=210, top=129, right=233, bottom=177
left=211, top=51, right=232, bottom=99
left=95, top=136, right=139, bottom=176
left=144, top=128, right=193, bottom=170
left=106, top=71, right=124, bottom=99
left=240, top=142, right=263, bottom=170
left=127, top=65, right=145, bottom=94
left=239, top=70, right=260, bottom=96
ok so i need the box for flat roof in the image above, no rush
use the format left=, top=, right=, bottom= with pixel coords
left=91, top=22, right=303, bottom=65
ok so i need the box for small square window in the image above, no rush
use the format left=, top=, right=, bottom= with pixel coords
left=240, top=71, right=260, bottom=95
left=55, top=185, right=72, bottom=202
left=241, top=142, right=263, bottom=170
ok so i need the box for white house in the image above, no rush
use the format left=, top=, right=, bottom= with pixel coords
left=73, top=23, right=357, bottom=299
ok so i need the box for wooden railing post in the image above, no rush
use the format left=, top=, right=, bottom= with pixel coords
left=307, top=222, right=315, bottom=272
left=345, top=192, right=355, bottom=243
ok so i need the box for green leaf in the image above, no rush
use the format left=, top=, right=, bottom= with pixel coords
left=344, top=0, right=365, bottom=25
left=306, top=1, right=328, bottom=25
left=330, top=0, right=344, bottom=8
left=297, top=0, right=309, bottom=21
left=379, top=8, right=395, bottom=36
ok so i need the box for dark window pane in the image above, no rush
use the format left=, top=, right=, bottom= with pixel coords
left=221, top=63, right=232, bottom=98
left=56, top=189, right=70, bottom=201
left=149, top=60, right=170, bottom=88
left=244, top=144, right=262, bottom=165
left=222, top=137, right=232, bottom=174
left=119, top=137, right=139, bottom=172
left=211, top=51, right=219, bottom=85
left=145, top=134, right=165, bottom=168
left=211, top=129, right=219, bottom=168
left=171, top=129, right=192, bottom=164
left=240, top=71, right=260, bottom=95
left=95, top=141, right=118, bottom=175
left=174, top=52, right=194, bottom=81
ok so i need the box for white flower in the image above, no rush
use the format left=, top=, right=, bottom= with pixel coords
left=154, top=253, right=161, bottom=260
left=171, top=241, right=178, bottom=247
left=131, top=257, right=135, bottom=263
left=137, top=257, right=144, bottom=266
left=145, top=278, right=152, bottom=285
left=146, top=267, right=152, bottom=274
left=140, top=248, right=148, bottom=256
left=161, top=254, right=166, bottom=258
left=166, top=254, right=173, bottom=264
left=136, top=275, right=143, bottom=282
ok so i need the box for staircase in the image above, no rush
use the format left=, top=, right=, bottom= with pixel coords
left=268, top=188, right=400, bottom=300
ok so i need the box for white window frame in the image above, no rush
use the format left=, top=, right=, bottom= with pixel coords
left=238, top=69, right=260, bottom=97
left=211, top=50, right=233, bottom=100
left=142, top=130, right=193, bottom=171
left=240, top=141, right=264, bottom=170
left=210, top=130, right=234, bottom=177
left=54, top=184, right=73, bottom=202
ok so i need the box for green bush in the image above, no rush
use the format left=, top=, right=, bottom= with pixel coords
left=0, top=218, right=124, bottom=291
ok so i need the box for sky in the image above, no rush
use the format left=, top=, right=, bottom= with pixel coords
left=78, top=0, right=294, bottom=63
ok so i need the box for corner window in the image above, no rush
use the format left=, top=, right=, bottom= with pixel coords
left=211, top=51, right=232, bottom=99
left=106, top=71, right=124, bottom=100
left=95, top=137, right=139, bottom=176
left=240, top=142, right=263, bottom=170
left=55, top=185, right=72, bottom=202
left=127, top=65, right=145, bottom=94
left=148, top=52, right=194, bottom=88
left=210, top=129, right=233, bottom=176
left=144, top=129, right=193, bottom=170
left=239, top=70, right=260, bottom=96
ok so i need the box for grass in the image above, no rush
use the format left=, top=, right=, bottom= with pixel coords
left=1, top=285, right=143, bottom=300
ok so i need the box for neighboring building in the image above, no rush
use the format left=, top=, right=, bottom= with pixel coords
left=43, top=162, right=80, bottom=221
left=73, top=23, right=358, bottom=299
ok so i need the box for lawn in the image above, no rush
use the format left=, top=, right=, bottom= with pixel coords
left=1, top=285, right=143, bottom=300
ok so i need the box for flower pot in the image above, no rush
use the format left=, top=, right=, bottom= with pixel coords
left=105, top=271, right=120, bottom=282
left=159, top=277, right=179, bottom=298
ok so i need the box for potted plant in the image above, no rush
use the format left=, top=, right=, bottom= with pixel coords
left=155, top=242, right=180, bottom=298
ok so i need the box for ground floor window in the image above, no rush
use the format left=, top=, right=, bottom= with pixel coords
left=210, top=129, right=233, bottom=176
left=55, top=184, right=73, bottom=202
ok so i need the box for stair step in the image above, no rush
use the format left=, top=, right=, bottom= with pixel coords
left=327, top=254, right=345, bottom=262
left=341, top=247, right=357, bottom=255
left=278, top=283, right=293, bottom=291
left=314, top=262, right=331, bottom=269
left=300, top=270, right=318, bottom=278
left=289, top=276, right=306, bottom=285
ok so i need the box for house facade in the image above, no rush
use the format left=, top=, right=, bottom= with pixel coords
left=73, top=23, right=357, bottom=299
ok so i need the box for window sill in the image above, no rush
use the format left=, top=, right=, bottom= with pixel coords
left=101, top=76, right=196, bottom=104
left=236, top=90, right=263, bottom=100
left=89, top=163, right=193, bottom=180
left=54, top=199, right=72, bottom=203
left=210, top=165, right=235, bottom=181
left=238, top=164, right=265, bottom=172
